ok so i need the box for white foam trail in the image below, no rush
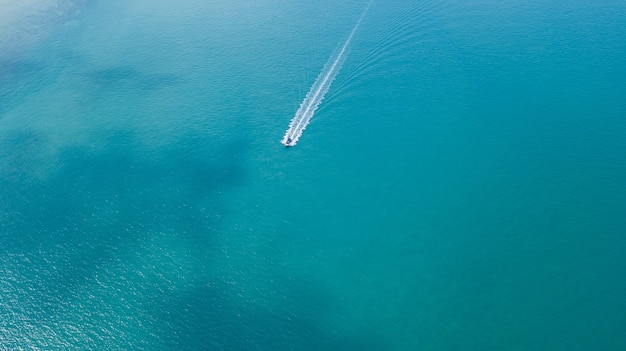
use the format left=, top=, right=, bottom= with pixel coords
left=282, top=1, right=372, bottom=147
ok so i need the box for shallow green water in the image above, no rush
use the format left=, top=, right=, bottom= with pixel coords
left=1, top=0, right=625, bottom=349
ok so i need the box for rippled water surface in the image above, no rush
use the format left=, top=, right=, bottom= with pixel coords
left=1, top=0, right=625, bottom=349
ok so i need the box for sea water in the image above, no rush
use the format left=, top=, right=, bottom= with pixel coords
left=1, top=0, right=625, bottom=350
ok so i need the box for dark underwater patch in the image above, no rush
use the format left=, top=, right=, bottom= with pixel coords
left=0, top=60, right=50, bottom=117
left=85, top=65, right=181, bottom=92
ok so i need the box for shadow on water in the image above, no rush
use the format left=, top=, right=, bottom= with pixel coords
left=150, top=279, right=381, bottom=351
left=0, top=60, right=182, bottom=118
left=0, top=128, right=50, bottom=182
left=0, top=60, right=51, bottom=117
left=0, top=2, right=132, bottom=117
left=0, top=127, right=244, bottom=308
left=84, top=66, right=181, bottom=92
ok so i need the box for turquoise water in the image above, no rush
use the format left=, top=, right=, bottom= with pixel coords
left=1, top=0, right=625, bottom=349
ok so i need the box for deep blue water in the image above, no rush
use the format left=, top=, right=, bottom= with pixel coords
left=1, top=0, right=625, bottom=349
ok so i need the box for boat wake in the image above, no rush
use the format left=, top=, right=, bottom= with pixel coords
left=282, top=1, right=372, bottom=147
